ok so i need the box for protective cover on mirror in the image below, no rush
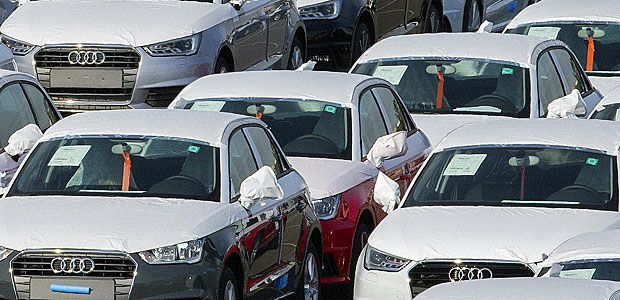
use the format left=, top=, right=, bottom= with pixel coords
left=4, top=124, right=42, bottom=157
left=547, top=89, right=587, bottom=119
left=239, top=166, right=284, bottom=208
left=374, top=172, right=400, bottom=214
left=367, top=131, right=408, bottom=168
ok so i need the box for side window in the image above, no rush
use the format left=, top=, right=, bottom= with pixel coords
left=359, top=90, right=388, bottom=157
left=537, top=52, right=566, bottom=116
left=229, top=129, right=258, bottom=198
left=550, top=49, right=588, bottom=94
left=372, top=86, right=412, bottom=133
left=245, top=126, right=286, bottom=176
left=0, top=83, right=36, bottom=148
left=22, top=83, right=59, bottom=130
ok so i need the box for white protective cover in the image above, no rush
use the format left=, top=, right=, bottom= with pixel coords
left=368, top=206, right=620, bottom=264
left=239, top=166, right=284, bottom=208
left=591, top=76, right=620, bottom=97
left=546, top=89, right=587, bottom=119
left=287, top=157, right=378, bottom=200
left=367, top=131, right=408, bottom=168
left=415, top=277, right=620, bottom=300
left=1, top=0, right=235, bottom=47
left=411, top=114, right=511, bottom=146
left=542, top=229, right=620, bottom=267
left=506, top=0, right=620, bottom=30
left=434, top=118, right=620, bottom=156
left=4, top=124, right=42, bottom=156
left=373, top=172, right=400, bottom=214
left=590, top=86, right=620, bottom=118
left=0, top=196, right=248, bottom=253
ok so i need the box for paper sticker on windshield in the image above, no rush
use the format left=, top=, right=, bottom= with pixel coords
left=526, top=27, right=561, bottom=39
left=559, top=268, right=596, bottom=280
left=373, top=65, right=408, bottom=85
left=187, top=145, right=201, bottom=153
left=324, top=105, right=337, bottom=114
left=502, top=67, right=514, bottom=75
left=48, top=145, right=91, bottom=167
left=586, top=158, right=599, bottom=166
left=443, top=154, right=487, bottom=176
left=190, top=101, right=226, bottom=112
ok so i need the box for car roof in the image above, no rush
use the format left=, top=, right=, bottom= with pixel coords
left=545, top=229, right=620, bottom=265
left=41, top=109, right=262, bottom=145
left=353, top=33, right=563, bottom=68
left=506, top=0, right=620, bottom=30
left=170, top=71, right=384, bottom=108
left=435, top=119, right=620, bottom=156
left=415, top=277, right=620, bottom=300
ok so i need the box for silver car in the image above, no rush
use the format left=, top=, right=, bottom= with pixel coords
left=0, top=0, right=306, bottom=112
left=443, top=0, right=536, bottom=32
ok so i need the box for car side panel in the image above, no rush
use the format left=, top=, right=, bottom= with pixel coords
left=231, top=1, right=268, bottom=70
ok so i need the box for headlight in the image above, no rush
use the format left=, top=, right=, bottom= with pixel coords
left=299, top=0, right=341, bottom=20
left=364, top=246, right=410, bottom=272
left=1, top=35, right=35, bottom=55
left=0, top=246, right=13, bottom=261
left=138, top=238, right=204, bottom=264
left=312, top=194, right=340, bottom=220
left=143, top=34, right=201, bottom=56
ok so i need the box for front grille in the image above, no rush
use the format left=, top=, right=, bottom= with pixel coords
left=34, top=47, right=140, bottom=106
left=11, top=251, right=136, bottom=300
left=408, top=261, right=534, bottom=297
left=146, top=86, right=185, bottom=107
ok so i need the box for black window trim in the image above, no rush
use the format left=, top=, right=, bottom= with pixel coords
left=242, top=123, right=292, bottom=179
left=228, top=126, right=259, bottom=202
left=358, top=86, right=390, bottom=159
left=19, top=81, right=61, bottom=131
left=370, top=83, right=418, bottom=136
left=537, top=49, right=567, bottom=117
left=548, top=46, right=595, bottom=97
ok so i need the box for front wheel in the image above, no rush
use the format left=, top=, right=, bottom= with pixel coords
left=287, top=37, right=305, bottom=70
left=296, top=242, right=320, bottom=300
left=345, top=223, right=371, bottom=296
left=214, top=56, right=232, bottom=74
left=218, top=267, right=240, bottom=300
left=351, top=22, right=372, bottom=65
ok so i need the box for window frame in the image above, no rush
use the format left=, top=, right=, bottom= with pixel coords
left=536, top=49, right=567, bottom=117
left=242, top=124, right=291, bottom=179
left=548, top=47, right=595, bottom=98
left=227, top=126, right=260, bottom=202
left=358, top=86, right=390, bottom=159
left=370, top=84, right=418, bottom=135
left=20, top=81, right=60, bottom=131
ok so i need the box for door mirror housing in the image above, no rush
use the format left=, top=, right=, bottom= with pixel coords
left=230, top=0, right=244, bottom=10
left=366, top=131, right=408, bottom=168
left=546, top=89, right=587, bottom=119
left=239, top=166, right=283, bottom=209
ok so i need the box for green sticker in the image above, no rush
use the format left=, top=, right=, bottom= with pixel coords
left=324, top=105, right=337, bottom=114
left=502, top=67, right=514, bottom=75
left=187, top=145, right=201, bottom=153
left=586, top=158, right=599, bottom=166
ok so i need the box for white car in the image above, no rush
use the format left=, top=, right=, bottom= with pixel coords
left=589, top=86, right=620, bottom=121
left=537, top=229, right=620, bottom=282
left=505, top=0, right=620, bottom=95
left=0, top=0, right=306, bottom=112
left=443, top=0, right=534, bottom=32
left=350, top=33, right=603, bottom=145
left=354, top=118, right=620, bottom=299
left=1, top=109, right=323, bottom=300
left=415, top=278, right=620, bottom=300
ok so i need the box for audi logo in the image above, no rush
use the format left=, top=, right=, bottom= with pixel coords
left=448, top=266, right=493, bottom=282
left=50, top=257, right=95, bottom=274
left=67, top=50, right=106, bottom=65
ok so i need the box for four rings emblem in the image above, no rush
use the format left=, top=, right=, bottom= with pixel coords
left=68, top=50, right=106, bottom=65
left=448, top=266, right=493, bottom=282
left=50, top=257, right=95, bottom=274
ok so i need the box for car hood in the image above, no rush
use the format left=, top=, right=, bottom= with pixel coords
left=288, top=157, right=378, bottom=199
left=368, top=206, right=620, bottom=264
left=589, top=75, right=620, bottom=97
left=0, top=0, right=235, bottom=47
left=411, top=114, right=511, bottom=146
left=0, top=196, right=247, bottom=253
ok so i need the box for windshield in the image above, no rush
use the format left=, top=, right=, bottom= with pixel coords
left=508, top=23, right=620, bottom=74
left=550, top=260, right=620, bottom=282
left=591, top=103, right=620, bottom=121
left=8, top=137, right=220, bottom=201
left=186, top=98, right=352, bottom=160
left=402, top=147, right=618, bottom=211
left=352, top=58, right=530, bottom=117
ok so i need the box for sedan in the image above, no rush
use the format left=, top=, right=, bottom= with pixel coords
left=1, top=0, right=306, bottom=112
left=1, top=109, right=322, bottom=300
left=169, top=70, right=432, bottom=294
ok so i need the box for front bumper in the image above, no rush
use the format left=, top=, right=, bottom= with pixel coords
left=304, top=17, right=355, bottom=71
left=320, top=215, right=357, bottom=285
left=353, top=246, right=411, bottom=300
left=15, top=45, right=213, bottom=112
left=0, top=249, right=220, bottom=300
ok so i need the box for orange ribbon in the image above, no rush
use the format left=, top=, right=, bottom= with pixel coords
left=435, top=71, right=445, bottom=109
left=256, top=111, right=263, bottom=120
left=121, top=151, right=131, bottom=191
left=586, top=35, right=595, bottom=72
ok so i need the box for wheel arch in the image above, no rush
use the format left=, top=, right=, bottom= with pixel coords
left=222, top=247, right=244, bottom=297
left=216, top=44, right=235, bottom=72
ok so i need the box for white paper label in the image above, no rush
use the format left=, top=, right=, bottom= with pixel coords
left=443, top=154, right=487, bottom=176
left=190, top=101, right=226, bottom=112
left=559, top=268, right=596, bottom=280
left=48, top=145, right=91, bottom=167
left=373, top=65, right=408, bottom=85
left=527, top=27, right=561, bottom=39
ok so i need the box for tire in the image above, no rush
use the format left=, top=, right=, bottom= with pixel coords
left=351, top=22, right=372, bottom=66
left=218, top=267, right=240, bottom=300
left=425, top=4, right=441, bottom=33
left=296, top=242, right=320, bottom=300
left=462, top=0, right=481, bottom=32
left=214, top=55, right=232, bottom=74
left=287, top=37, right=305, bottom=70
left=345, top=223, right=371, bottom=297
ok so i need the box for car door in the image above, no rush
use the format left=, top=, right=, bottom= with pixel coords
left=372, top=86, right=430, bottom=195
left=244, top=125, right=305, bottom=296
left=232, top=0, right=269, bottom=70
left=265, top=0, right=291, bottom=62
left=228, top=128, right=282, bottom=299
left=374, top=0, right=406, bottom=39
left=549, top=48, right=602, bottom=116
left=536, top=51, right=567, bottom=117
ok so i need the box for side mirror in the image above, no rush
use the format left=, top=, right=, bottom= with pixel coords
left=4, top=124, right=43, bottom=157
left=230, top=0, right=244, bottom=10
left=239, top=166, right=283, bottom=209
left=373, top=172, right=400, bottom=214
left=546, top=89, right=587, bottom=119
left=366, top=131, right=408, bottom=168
